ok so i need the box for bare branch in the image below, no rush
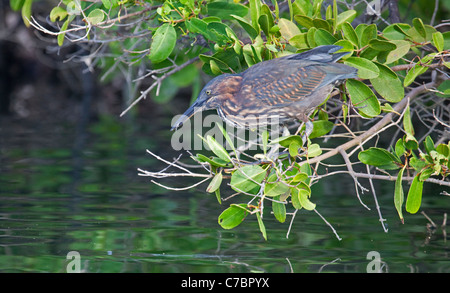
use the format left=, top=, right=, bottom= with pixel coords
left=120, top=57, right=199, bottom=117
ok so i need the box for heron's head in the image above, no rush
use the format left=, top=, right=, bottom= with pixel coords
left=170, top=73, right=242, bottom=130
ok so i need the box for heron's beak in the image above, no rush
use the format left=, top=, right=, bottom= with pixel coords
left=170, top=100, right=205, bottom=131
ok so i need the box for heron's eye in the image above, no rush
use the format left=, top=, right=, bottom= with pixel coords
left=205, top=90, right=211, bottom=95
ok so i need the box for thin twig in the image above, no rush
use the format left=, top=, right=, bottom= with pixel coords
left=366, top=165, right=389, bottom=232
left=150, top=177, right=211, bottom=191
left=314, top=208, right=342, bottom=241
left=286, top=209, right=298, bottom=239
left=338, top=148, right=370, bottom=210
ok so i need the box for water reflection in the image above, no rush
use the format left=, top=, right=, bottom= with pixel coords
left=0, top=114, right=448, bottom=273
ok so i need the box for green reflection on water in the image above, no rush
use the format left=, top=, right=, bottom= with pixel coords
left=0, top=115, right=448, bottom=273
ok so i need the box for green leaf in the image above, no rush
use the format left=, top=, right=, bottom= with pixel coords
left=218, top=204, right=248, bottom=229
left=205, top=135, right=231, bottom=162
left=370, top=63, right=404, bottom=103
left=394, top=166, right=406, bottom=222
left=292, top=172, right=309, bottom=183
left=358, top=147, right=402, bottom=170
left=58, top=16, right=72, bottom=46
left=336, top=9, right=357, bottom=29
left=403, top=104, right=414, bottom=136
left=424, top=136, right=436, bottom=154
left=278, top=18, right=301, bottom=40
left=272, top=195, right=286, bottom=223
left=360, top=24, right=377, bottom=47
left=231, top=14, right=258, bottom=40
left=333, top=39, right=355, bottom=59
left=346, top=79, right=381, bottom=118
left=412, top=18, right=426, bottom=39
left=344, top=57, right=380, bottom=79
left=436, top=143, right=449, bottom=157
left=354, top=23, right=368, bottom=44
left=86, top=8, right=104, bottom=25
left=195, top=153, right=229, bottom=167
left=383, top=23, right=410, bottom=40
left=385, top=40, right=410, bottom=64
left=148, top=23, right=177, bottom=64
left=207, top=172, right=222, bottom=194
left=341, top=22, right=359, bottom=47
left=312, top=18, right=331, bottom=32
left=373, top=61, right=398, bottom=79
left=292, top=186, right=315, bottom=210
left=309, top=120, right=334, bottom=139
left=288, top=140, right=301, bottom=157
left=289, top=33, right=308, bottom=49
left=258, top=14, right=270, bottom=37
left=215, top=189, right=221, bottom=204
left=307, top=143, right=322, bottom=158
left=410, top=157, right=427, bottom=172
left=368, top=39, right=397, bottom=51
left=312, top=0, right=324, bottom=18
left=260, top=3, right=274, bottom=29
left=404, top=64, right=428, bottom=87
left=200, top=49, right=241, bottom=74
left=432, top=32, right=444, bottom=52
left=292, top=0, right=312, bottom=17
left=207, top=1, right=248, bottom=20
left=403, top=114, right=418, bottom=147
left=21, top=0, right=32, bottom=27
left=10, top=0, right=25, bottom=11
left=290, top=187, right=302, bottom=210
left=392, top=23, right=412, bottom=39
left=294, top=15, right=314, bottom=29
left=299, top=188, right=315, bottom=210
left=186, top=18, right=209, bottom=37
left=230, top=165, right=266, bottom=194
left=443, top=32, right=450, bottom=50
left=326, top=4, right=333, bottom=19
left=395, top=138, right=406, bottom=158
left=436, top=79, right=450, bottom=98
left=404, top=134, right=419, bottom=151
left=270, top=135, right=303, bottom=148
left=264, top=174, right=290, bottom=197
left=207, top=22, right=234, bottom=45
left=101, top=0, right=111, bottom=9
left=283, top=0, right=292, bottom=20
left=215, top=122, right=236, bottom=155
left=256, top=212, right=267, bottom=240
left=50, top=6, right=68, bottom=22
left=249, top=0, right=261, bottom=32
left=314, top=28, right=337, bottom=45
left=66, top=1, right=81, bottom=15
left=405, top=175, right=424, bottom=214
left=306, top=27, right=316, bottom=47
left=419, top=168, right=434, bottom=181
left=262, top=130, right=269, bottom=154
left=332, top=0, right=338, bottom=29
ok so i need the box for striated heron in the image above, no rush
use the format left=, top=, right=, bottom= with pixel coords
left=171, top=45, right=358, bottom=139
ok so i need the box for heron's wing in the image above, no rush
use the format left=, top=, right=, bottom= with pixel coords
left=239, top=62, right=327, bottom=107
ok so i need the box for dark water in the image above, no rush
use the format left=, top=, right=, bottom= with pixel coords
left=0, top=113, right=448, bottom=273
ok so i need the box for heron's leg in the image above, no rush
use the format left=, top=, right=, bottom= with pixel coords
left=302, top=120, right=314, bottom=143
left=282, top=125, right=290, bottom=136
left=266, top=125, right=290, bottom=160
left=297, top=112, right=313, bottom=145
